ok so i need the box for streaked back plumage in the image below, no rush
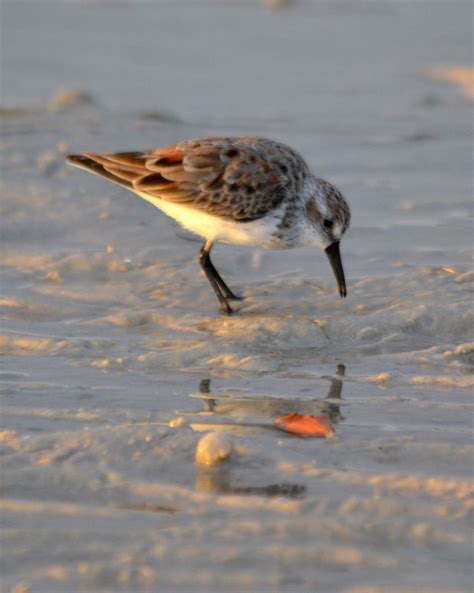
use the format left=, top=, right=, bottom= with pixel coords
left=68, top=136, right=310, bottom=222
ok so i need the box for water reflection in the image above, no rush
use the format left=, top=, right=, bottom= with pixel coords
left=195, top=469, right=306, bottom=499
left=186, top=364, right=345, bottom=435
left=187, top=365, right=346, bottom=498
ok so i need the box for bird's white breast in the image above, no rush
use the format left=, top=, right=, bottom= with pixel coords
left=136, top=191, right=286, bottom=249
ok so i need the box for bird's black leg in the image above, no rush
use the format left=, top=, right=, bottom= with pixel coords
left=199, top=241, right=233, bottom=315
left=205, top=254, right=243, bottom=301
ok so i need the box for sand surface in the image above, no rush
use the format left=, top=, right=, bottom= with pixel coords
left=1, top=1, right=473, bottom=592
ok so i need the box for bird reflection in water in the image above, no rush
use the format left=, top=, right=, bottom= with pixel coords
left=188, top=365, right=346, bottom=498
left=193, top=364, right=345, bottom=430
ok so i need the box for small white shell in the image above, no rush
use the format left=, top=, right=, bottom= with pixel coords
left=195, top=432, right=233, bottom=467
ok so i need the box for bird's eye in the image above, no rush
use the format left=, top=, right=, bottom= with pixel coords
left=323, top=219, right=333, bottom=229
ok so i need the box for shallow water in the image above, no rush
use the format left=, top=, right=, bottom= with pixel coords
left=1, top=1, right=473, bottom=592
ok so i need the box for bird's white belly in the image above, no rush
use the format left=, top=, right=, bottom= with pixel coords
left=136, top=191, right=283, bottom=249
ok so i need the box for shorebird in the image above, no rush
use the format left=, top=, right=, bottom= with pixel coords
left=67, top=136, right=351, bottom=314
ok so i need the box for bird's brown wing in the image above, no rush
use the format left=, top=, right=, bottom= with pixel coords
left=67, top=137, right=307, bottom=221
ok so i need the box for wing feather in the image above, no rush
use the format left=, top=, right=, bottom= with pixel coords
left=134, top=173, right=171, bottom=191
left=69, top=137, right=309, bottom=221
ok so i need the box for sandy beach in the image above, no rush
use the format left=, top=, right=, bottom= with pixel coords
left=1, top=1, right=473, bottom=591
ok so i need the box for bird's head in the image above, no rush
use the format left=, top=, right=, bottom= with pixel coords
left=304, top=178, right=351, bottom=298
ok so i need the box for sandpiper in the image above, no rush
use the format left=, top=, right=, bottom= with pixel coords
left=67, top=136, right=351, bottom=314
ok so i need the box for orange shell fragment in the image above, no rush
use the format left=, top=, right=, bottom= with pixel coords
left=274, top=413, right=334, bottom=438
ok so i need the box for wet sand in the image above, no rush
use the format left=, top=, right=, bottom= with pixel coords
left=1, top=1, right=473, bottom=591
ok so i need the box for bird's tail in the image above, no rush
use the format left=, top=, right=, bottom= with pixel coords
left=66, top=154, right=133, bottom=190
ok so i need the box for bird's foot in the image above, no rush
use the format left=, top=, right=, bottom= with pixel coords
left=220, top=303, right=234, bottom=316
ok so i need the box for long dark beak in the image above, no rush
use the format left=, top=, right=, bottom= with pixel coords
left=324, top=242, right=347, bottom=298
